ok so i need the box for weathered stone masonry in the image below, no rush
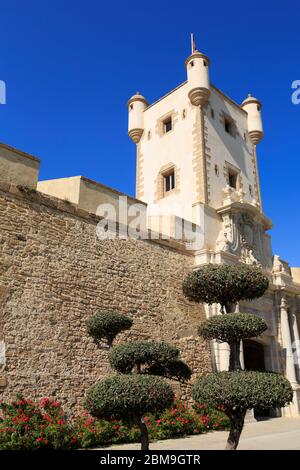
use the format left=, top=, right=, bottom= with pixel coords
left=0, top=182, right=211, bottom=413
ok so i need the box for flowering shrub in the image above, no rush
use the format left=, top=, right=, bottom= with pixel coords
left=148, top=402, right=197, bottom=440
left=0, top=396, right=77, bottom=450
left=148, top=401, right=229, bottom=440
left=74, top=401, right=229, bottom=447
left=192, top=402, right=230, bottom=431
left=74, top=414, right=139, bottom=448
left=0, top=397, right=229, bottom=450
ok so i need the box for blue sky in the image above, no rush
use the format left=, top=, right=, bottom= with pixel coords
left=0, top=0, right=299, bottom=265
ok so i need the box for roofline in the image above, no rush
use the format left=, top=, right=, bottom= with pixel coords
left=145, top=81, right=187, bottom=110
left=38, top=175, right=147, bottom=206
left=0, top=142, right=40, bottom=163
left=144, top=81, right=247, bottom=115
left=211, top=85, right=247, bottom=115
left=80, top=176, right=147, bottom=206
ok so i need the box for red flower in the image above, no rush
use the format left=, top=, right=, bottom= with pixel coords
left=51, top=401, right=60, bottom=408
left=40, top=398, right=50, bottom=408
left=201, top=416, right=209, bottom=425
left=37, top=437, right=43, bottom=442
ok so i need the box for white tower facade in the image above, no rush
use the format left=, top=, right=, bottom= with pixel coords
left=128, top=45, right=269, bottom=263
left=128, top=42, right=300, bottom=417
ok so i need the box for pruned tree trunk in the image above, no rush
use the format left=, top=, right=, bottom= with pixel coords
left=224, top=302, right=235, bottom=314
left=229, top=340, right=241, bottom=371
left=139, top=417, right=149, bottom=451
left=135, top=366, right=149, bottom=450
left=225, top=409, right=246, bottom=450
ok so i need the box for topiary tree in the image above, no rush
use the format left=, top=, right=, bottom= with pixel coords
left=192, top=371, right=293, bottom=450
left=145, top=358, right=192, bottom=383
left=109, top=341, right=178, bottom=373
left=109, top=341, right=191, bottom=382
left=183, top=263, right=293, bottom=450
left=85, top=375, right=174, bottom=449
left=86, top=317, right=191, bottom=450
left=86, top=311, right=133, bottom=348
left=198, top=313, right=268, bottom=371
left=183, top=264, right=269, bottom=314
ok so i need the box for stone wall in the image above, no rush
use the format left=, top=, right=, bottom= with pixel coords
left=0, top=143, right=40, bottom=189
left=0, top=182, right=211, bottom=414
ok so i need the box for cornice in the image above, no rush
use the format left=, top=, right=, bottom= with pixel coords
left=0, top=142, right=40, bottom=163
left=216, top=201, right=273, bottom=230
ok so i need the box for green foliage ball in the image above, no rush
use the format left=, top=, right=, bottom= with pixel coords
left=145, top=359, right=192, bottom=383
left=109, top=341, right=179, bottom=373
left=84, top=375, right=174, bottom=420
left=86, top=311, right=133, bottom=345
left=192, top=371, right=293, bottom=412
left=198, top=313, right=268, bottom=343
left=183, top=264, right=269, bottom=309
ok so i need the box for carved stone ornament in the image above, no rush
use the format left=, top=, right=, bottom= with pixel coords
left=216, top=211, right=272, bottom=268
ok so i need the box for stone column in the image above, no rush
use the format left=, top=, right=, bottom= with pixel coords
left=280, top=296, right=300, bottom=416
left=219, top=342, right=230, bottom=371
left=291, top=313, right=300, bottom=382
left=240, top=340, right=245, bottom=370
left=280, top=296, right=297, bottom=385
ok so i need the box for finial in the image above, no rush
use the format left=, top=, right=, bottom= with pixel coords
left=191, top=33, right=196, bottom=54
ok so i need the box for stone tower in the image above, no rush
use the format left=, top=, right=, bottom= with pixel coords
left=128, top=40, right=300, bottom=417
left=127, top=41, right=271, bottom=267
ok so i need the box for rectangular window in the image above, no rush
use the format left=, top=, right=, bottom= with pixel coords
left=224, top=117, right=235, bottom=137
left=228, top=170, right=238, bottom=189
left=164, top=171, right=175, bottom=193
left=163, top=117, right=172, bottom=133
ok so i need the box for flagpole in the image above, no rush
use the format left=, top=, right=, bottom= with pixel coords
left=191, top=33, right=194, bottom=53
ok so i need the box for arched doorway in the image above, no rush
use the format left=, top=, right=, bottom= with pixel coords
left=243, top=339, right=265, bottom=371
left=243, top=340, right=270, bottom=418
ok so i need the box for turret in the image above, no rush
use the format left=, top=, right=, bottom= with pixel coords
left=127, top=92, right=148, bottom=144
left=185, top=50, right=210, bottom=107
left=241, top=94, right=264, bottom=145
